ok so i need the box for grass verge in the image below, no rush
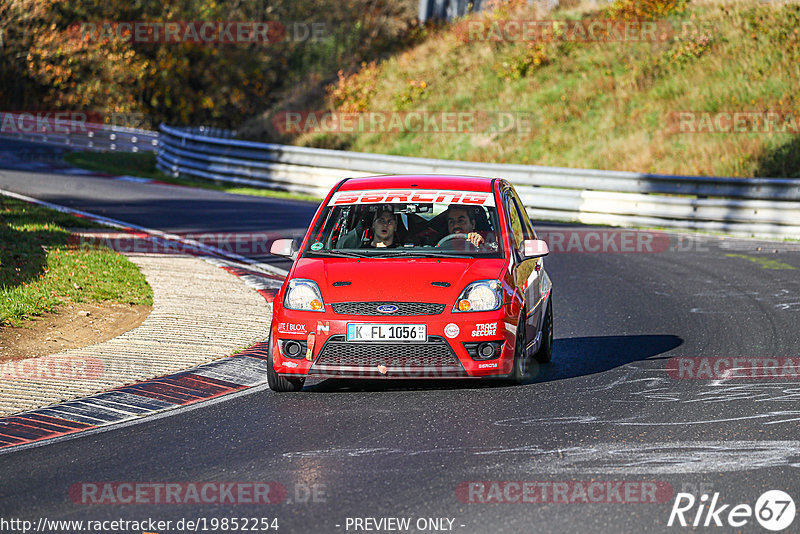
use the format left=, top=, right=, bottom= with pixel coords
left=63, top=151, right=322, bottom=202
left=0, top=197, right=153, bottom=326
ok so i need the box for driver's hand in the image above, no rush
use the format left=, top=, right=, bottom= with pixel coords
left=467, top=232, right=484, bottom=247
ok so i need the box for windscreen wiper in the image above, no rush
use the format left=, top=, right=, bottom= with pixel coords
left=378, top=250, right=467, bottom=259
left=308, top=249, right=372, bottom=258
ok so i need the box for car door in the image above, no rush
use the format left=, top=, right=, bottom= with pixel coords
left=501, top=184, right=540, bottom=350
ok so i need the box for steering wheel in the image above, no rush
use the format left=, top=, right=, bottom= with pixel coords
left=436, top=233, right=479, bottom=251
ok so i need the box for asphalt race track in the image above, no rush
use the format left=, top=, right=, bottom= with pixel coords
left=1, top=144, right=799, bottom=533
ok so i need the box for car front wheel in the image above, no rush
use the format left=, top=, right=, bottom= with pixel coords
left=508, top=312, right=529, bottom=385
left=266, top=328, right=305, bottom=392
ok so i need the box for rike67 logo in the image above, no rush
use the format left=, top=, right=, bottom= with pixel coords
left=668, top=490, right=795, bottom=531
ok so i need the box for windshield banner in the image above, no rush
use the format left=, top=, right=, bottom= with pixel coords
left=329, top=190, right=495, bottom=207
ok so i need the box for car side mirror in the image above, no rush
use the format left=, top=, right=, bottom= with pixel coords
left=270, top=238, right=299, bottom=259
left=522, top=239, right=549, bottom=259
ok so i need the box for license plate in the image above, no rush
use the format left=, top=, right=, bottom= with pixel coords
left=346, top=323, right=427, bottom=342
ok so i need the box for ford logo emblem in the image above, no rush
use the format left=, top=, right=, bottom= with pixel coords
left=377, top=304, right=399, bottom=314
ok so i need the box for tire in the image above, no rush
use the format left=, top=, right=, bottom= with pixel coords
left=509, top=311, right=529, bottom=385
left=533, top=298, right=553, bottom=364
left=266, top=328, right=305, bottom=392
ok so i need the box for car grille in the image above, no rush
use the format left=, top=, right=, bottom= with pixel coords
left=310, top=336, right=466, bottom=377
left=330, top=302, right=446, bottom=316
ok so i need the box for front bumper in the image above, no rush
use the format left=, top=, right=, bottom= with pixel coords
left=272, top=310, right=515, bottom=379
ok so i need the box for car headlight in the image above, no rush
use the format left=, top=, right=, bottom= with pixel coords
left=284, top=279, right=325, bottom=311
left=453, top=280, right=503, bottom=312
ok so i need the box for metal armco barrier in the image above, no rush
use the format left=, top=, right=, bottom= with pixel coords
left=0, top=112, right=158, bottom=152
left=2, top=113, right=795, bottom=239
left=157, top=124, right=800, bottom=239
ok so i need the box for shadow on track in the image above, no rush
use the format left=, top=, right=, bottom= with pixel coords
left=301, top=334, right=682, bottom=393
left=528, top=333, right=682, bottom=383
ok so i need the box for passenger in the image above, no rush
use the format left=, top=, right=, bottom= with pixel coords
left=443, top=205, right=485, bottom=248
left=363, top=207, right=401, bottom=248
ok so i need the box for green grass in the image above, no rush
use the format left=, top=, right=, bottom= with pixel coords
left=63, top=152, right=322, bottom=202
left=0, top=197, right=153, bottom=326
left=242, top=0, right=800, bottom=179
left=64, top=151, right=167, bottom=181
left=725, top=253, right=796, bottom=270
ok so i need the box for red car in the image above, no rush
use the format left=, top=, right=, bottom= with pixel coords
left=267, top=175, right=553, bottom=391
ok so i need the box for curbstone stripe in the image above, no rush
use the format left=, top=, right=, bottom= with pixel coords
left=0, top=187, right=287, bottom=452
left=0, top=339, right=277, bottom=452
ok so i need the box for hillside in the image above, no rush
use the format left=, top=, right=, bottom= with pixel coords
left=240, top=0, right=799, bottom=178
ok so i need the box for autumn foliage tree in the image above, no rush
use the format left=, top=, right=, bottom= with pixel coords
left=0, top=0, right=417, bottom=129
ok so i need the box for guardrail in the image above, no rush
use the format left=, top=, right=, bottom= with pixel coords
left=158, top=124, right=800, bottom=238
left=2, top=114, right=794, bottom=238
left=0, top=112, right=158, bottom=152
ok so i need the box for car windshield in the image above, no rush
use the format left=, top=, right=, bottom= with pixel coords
left=302, top=189, right=504, bottom=258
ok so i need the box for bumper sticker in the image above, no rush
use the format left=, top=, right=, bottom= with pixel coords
left=472, top=322, right=498, bottom=337
left=444, top=323, right=460, bottom=339
left=306, top=332, right=315, bottom=360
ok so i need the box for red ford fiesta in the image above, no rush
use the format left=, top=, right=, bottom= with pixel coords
left=268, top=175, right=553, bottom=391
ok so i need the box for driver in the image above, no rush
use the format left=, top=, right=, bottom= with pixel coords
left=444, top=205, right=485, bottom=248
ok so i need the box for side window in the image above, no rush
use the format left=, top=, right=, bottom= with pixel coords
left=504, top=192, right=525, bottom=256
left=510, top=193, right=534, bottom=241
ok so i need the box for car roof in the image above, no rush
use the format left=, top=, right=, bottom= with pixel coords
left=338, top=175, right=496, bottom=193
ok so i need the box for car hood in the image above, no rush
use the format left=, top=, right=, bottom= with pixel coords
left=290, top=257, right=507, bottom=303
